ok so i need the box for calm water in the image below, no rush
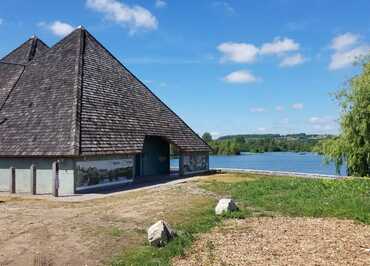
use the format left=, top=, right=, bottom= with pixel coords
left=171, top=152, right=347, bottom=176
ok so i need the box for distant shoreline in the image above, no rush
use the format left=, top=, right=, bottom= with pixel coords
left=171, top=152, right=347, bottom=176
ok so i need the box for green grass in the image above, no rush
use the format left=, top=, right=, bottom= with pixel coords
left=110, top=227, right=125, bottom=237
left=110, top=174, right=370, bottom=265
left=111, top=207, right=227, bottom=266
left=203, top=176, right=370, bottom=224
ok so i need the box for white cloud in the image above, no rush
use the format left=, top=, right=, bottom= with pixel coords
left=275, top=105, right=284, bottom=111
left=331, top=33, right=359, bottom=51
left=155, top=0, right=166, bottom=8
left=260, top=37, right=299, bottom=55
left=217, top=37, right=304, bottom=68
left=224, top=70, right=258, bottom=84
left=257, top=127, right=267, bottom=132
left=308, top=116, right=334, bottom=125
left=292, top=103, right=304, bottom=110
left=86, top=0, right=158, bottom=33
left=280, top=53, right=305, bottom=67
left=328, top=32, right=370, bottom=70
left=218, top=42, right=259, bottom=63
left=308, top=116, right=338, bottom=132
left=39, top=21, right=75, bottom=37
left=250, top=107, right=266, bottom=113
left=329, top=45, right=369, bottom=70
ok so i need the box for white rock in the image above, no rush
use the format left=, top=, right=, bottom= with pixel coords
left=147, top=220, right=176, bottom=247
left=215, top=198, right=238, bottom=215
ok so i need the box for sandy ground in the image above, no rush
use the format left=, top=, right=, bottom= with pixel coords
left=0, top=181, right=213, bottom=266
left=173, top=216, right=370, bottom=266
left=1, top=173, right=369, bottom=266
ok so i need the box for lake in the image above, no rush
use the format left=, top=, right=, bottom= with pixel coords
left=171, top=152, right=347, bottom=176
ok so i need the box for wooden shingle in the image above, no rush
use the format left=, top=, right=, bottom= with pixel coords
left=0, top=28, right=211, bottom=157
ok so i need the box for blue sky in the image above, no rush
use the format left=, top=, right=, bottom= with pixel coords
left=1, top=0, right=369, bottom=138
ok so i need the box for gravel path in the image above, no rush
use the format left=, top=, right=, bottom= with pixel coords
left=173, top=217, right=370, bottom=266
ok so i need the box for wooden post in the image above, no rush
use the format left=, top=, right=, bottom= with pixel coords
left=30, top=164, right=37, bottom=195
left=52, top=161, right=59, bottom=197
left=9, top=167, right=15, bottom=193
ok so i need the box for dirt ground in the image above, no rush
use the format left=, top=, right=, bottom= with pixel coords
left=1, top=173, right=370, bottom=266
left=0, top=181, right=213, bottom=266
left=173, top=216, right=370, bottom=266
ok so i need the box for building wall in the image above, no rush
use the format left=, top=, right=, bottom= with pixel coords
left=0, top=158, right=75, bottom=195
left=0, top=151, right=207, bottom=195
left=75, top=155, right=134, bottom=191
left=180, top=152, right=209, bottom=175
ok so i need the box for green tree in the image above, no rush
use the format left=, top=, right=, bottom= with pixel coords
left=202, top=132, right=213, bottom=143
left=235, top=136, right=245, bottom=144
left=316, top=58, right=370, bottom=176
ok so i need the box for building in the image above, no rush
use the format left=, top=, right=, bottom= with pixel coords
left=0, top=27, right=211, bottom=195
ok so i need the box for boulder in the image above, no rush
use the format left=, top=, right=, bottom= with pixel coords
left=215, top=198, right=238, bottom=215
left=147, top=220, right=176, bottom=247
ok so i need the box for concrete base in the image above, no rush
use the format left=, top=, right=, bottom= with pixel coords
left=0, top=159, right=75, bottom=195
left=0, top=152, right=211, bottom=196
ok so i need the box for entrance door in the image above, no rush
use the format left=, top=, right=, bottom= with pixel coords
left=142, top=136, right=170, bottom=176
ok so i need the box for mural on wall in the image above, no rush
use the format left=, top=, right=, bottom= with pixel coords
left=182, top=153, right=209, bottom=174
left=76, top=158, right=133, bottom=189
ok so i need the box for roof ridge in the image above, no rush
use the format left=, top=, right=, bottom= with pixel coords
left=0, top=64, right=25, bottom=112
left=70, top=27, right=86, bottom=155
left=1, top=37, right=50, bottom=65
left=0, top=61, right=26, bottom=66
left=0, top=38, right=31, bottom=63
left=35, top=38, right=49, bottom=49
left=28, top=38, right=50, bottom=63
left=22, top=28, right=81, bottom=65
left=27, top=37, right=37, bottom=62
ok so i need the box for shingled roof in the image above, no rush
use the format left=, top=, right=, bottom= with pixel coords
left=0, top=27, right=211, bottom=157
left=1, top=36, right=49, bottom=65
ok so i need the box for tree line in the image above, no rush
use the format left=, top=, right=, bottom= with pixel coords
left=202, top=133, right=323, bottom=155
left=202, top=57, right=369, bottom=176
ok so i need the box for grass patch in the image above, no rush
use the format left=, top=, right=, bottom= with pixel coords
left=110, top=227, right=124, bottom=237
left=110, top=174, right=370, bottom=265
left=111, top=206, right=224, bottom=266
left=110, top=193, right=252, bottom=266
left=202, top=175, right=370, bottom=224
left=220, top=208, right=250, bottom=219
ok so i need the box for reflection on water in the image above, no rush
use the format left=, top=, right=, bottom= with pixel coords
left=171, top=152, right=347, bottom=176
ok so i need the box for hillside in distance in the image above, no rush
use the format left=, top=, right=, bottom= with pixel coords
left=205, top=133, right=334, bottom=155
left=218, top=133, right=332, bottom=141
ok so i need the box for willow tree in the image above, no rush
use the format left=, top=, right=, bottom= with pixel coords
left=317, top=58, right=370, bottom=176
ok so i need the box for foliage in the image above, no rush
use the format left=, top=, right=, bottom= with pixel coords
left=203, top=175, right=370, bottom=224
left=205, top=133, right=324, bottom=155
left=316, top=58, right=370, bottom=176
left=202, top=132, right=213, bottom=143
